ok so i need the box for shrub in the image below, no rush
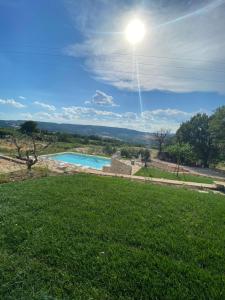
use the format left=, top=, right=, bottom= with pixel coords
left=103, top=145, right=117, bottom=155
left=165, top=143, right=197, bottom=166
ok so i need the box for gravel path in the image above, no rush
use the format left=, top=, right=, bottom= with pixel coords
left=152, top=158, right=225, bottom=180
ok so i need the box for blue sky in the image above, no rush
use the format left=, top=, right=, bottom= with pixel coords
left=0, top=0, right=225, bottom=132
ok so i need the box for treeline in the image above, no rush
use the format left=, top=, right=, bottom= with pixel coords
left=0, top=127, right=130, bottom=148
left=162, top=106, right=225, bottom=167
left=55, top=132, right=127, bottom=147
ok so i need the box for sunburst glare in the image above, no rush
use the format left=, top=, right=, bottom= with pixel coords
left=125, top=19, right=146, bottom=45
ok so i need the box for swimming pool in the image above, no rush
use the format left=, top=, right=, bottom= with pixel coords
left=45, top=152, right=111, bottom=170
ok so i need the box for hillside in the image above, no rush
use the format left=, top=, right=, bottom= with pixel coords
left=0, top=120, right=154, bottom=145
left=0, top=174, right=225, bottom=299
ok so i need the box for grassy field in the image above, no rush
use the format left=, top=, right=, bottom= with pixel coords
left=136, top=167, right=214, bottom=184
left=0, top=174, right=225, bottom=299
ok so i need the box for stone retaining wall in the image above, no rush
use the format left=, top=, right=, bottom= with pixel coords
left=149, top=160, right=189, bottom=173
left=0, top=155, right=25, bottom=165
left=103, top=158, right=132, bottom=175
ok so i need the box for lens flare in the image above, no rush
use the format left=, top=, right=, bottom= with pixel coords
left=125, top=19, right=146, bottom=45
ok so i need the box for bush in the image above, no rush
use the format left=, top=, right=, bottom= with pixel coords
left=121, top=148, right=138, bottom=158
left=165, top=143, right=197, bottom=166
left=103, top=145, right=117, bottom=155
left=120, top=148, right=150, bottom=160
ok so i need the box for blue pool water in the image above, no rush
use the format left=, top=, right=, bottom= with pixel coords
left=47, top=153, right=111, bottom=170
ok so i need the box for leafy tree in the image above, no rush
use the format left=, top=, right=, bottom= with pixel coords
left=0, top=128, right=12, bottom=139
left=57, top=132, right=73, bottom=143
left=82, top=137, right=89, bottom=145
left=140, top=149, right=151, bottom=167
left=121, top=148, right=131, bottom=158
left=209, top=106, right=225, bottom=160
left=176, top=114, right=215, bottom=167
left=20, top=121, right=38, bottom=136
left=103, top=145, right=116, bottom=155
left=166, top=143, right=196, bottom=170
left=120, top=147, right=140, bottom=159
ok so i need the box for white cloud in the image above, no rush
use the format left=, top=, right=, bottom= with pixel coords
left=65, top=1, right=225, bottom=93
left=34, top=101, right=56, bottom=111
left=21, top=112, right=33, bottom=120
left=19, top=106, right=195, bottom=132
left=85, top=90, right=119, bottom=107
left=0, top=98, right=26, bottom=108
left=62, top=106, right=121, bottom=118
left=19, top=96, right=26, bottom=100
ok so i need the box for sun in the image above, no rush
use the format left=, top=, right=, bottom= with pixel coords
left=125, top=19, right=146, bottom=45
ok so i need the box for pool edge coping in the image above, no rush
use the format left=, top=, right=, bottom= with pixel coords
left=40, top=151, right=111, bottom=171
left=40, top=151, right=111, bottom=161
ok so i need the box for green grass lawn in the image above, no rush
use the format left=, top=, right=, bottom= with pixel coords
left=0, top=174, right=225, bottom=299
left=136, top=167, right=214, bottom=184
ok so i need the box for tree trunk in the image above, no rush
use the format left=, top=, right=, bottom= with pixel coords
left=176, top=162, right=180, bottom=177
left=159, top=142, right=162, bottom=154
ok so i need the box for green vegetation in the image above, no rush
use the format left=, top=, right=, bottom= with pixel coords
left=210, top=106, right=225, bottom=161
left=0, top=174, right=225, bottom=299
left=0, top=173, right=9, bottom=184
left=0, top=167, right=55, bottom=185
left=176, top=113, right=216, bottom=167
left=164, top=107, right=225, bottom=168
left=0, top=122, right=137, bottom=160
left=120, top=147, right=150, bottom=160
left=165, top=143, right=196, bottom=167
left=135, top=167, right=214, bottom=184
left=20, top=120, right=38, bottom=135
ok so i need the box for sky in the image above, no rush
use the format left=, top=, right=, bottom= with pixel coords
left=0, top=0, right=225, bottom=132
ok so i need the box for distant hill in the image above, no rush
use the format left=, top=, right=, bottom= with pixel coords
left=0, top=120, right=155, bottom=145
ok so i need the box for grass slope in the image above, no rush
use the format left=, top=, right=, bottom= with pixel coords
left=0, top=174, right=225, bottom=299
left=136, top=167, right=214, bottom=184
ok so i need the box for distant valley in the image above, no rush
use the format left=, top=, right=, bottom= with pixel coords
left=0, top=120, right=155, bottom=145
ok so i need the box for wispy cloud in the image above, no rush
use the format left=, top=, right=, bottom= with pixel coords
left=85, top=90, right=119, bottom=107
left=62, top=106, right=121, bottom=118
left=20, top=106, right=195, bottom=132
left=65, top=1, right=225, bottom=93
left=0, top=98, right=26, bottom=108
left=19, top=96, right=26, bottom=100
left=34, top=101, right=56, bottom=111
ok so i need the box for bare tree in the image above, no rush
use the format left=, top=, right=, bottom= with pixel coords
left=153, top=129, right=170, bottom=155
left=12, top=133, right=55, bottom=171
left=11, top=136, right=23, bottom=159
left=28, top=134, right=55, bottom=170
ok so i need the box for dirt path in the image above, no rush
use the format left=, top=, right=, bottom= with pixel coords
left=152, top=158, right=225, bottom=180
left=184, top=166, right=225, bottom=179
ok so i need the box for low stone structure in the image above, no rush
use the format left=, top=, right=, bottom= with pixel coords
left=103, top=158, right=132, bottom=175
left=0, top=155, right=26, bottom=165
